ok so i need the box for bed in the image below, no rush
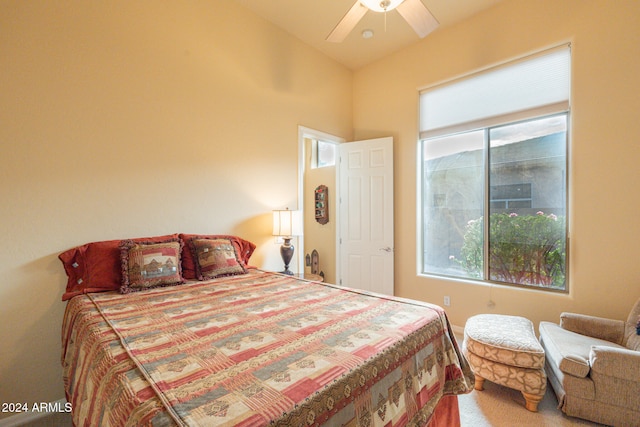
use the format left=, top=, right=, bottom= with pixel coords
left=60, top=234, right=474, bottom=426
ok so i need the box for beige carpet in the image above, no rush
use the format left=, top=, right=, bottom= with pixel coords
left=458, top=379, right=605, bottom=427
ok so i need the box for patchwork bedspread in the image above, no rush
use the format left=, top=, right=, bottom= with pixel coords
left=62, top=269, right=473, bottom=426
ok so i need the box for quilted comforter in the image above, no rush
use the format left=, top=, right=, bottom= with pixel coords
left=62, top=269, right=473, bottom=426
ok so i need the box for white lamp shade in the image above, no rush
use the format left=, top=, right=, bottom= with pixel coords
left=272, top=209, right=302, bottom=237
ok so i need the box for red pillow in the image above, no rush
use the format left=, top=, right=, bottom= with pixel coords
left=59, top=234, right=179, bottom=301
left=179, top=234, right=256, bottom=280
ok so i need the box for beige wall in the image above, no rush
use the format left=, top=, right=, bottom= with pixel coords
left=0, top=0, right=352, bottom=415
left=353, top=0, right=640, bottom=328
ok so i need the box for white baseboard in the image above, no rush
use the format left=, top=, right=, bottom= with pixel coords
left=451, top=324, right=464, bottom=337
left=0, top=399, right=68, bottom=427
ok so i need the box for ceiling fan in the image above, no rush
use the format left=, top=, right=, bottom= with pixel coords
left=327, top=0, right=439, bottom=43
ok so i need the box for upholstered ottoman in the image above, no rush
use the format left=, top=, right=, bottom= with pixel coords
left=462, top=314, right=547, bottom=411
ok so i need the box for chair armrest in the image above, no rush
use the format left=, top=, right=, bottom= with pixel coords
left=590, top=345, right=640, bottom=382
left=560, top=312, right=625, bottom=344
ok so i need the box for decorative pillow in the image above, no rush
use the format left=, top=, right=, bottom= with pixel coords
left=191, top=238, right=247, bottom=280
left=59, top=234, right=179, bottom=301
left=636, top=316, right=640, bottom=335
left=179, top=234, right=256, bottom=279
left=119, top=239, right=184, bottom=293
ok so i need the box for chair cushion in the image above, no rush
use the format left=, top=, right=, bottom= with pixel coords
left=560, top=312, right=625, bottom=344
left=539, top=321, right=627, bottom=378
left=464, top=314, right=545, bottom=369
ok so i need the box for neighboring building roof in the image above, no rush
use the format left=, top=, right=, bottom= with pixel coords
left=427, top=132, right=565, bottom=172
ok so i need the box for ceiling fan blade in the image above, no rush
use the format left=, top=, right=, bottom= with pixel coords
left=396, top=0, right=439, bottom=38
left=326, top=1, right=368, bottom=43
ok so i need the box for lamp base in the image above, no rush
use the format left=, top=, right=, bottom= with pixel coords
left=280, top=238, right=295, bottom=275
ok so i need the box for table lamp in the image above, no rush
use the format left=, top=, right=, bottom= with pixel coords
left=272, top=208, right=302, bottom=275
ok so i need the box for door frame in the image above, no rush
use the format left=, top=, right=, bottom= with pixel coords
left=297, top=126, right=345, bottom=277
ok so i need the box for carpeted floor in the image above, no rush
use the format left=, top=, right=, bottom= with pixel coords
left=458, top=378, right=605, bottom=427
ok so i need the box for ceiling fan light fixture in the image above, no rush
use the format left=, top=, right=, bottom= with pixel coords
left=361, top=29, right=374, bottom=39
left=327, top=0, right=437, bottom=43
left=360, top=0, right=405, bottom=13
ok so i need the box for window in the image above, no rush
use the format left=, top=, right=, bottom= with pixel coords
left=419, top=46, right=570, bottom=291
left=313, top=140, right=336, bottom=168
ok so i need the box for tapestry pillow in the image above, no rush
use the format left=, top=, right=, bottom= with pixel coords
left=59, top=234, right=179, bottom=301
left=119, top=239, right=184, bottom=293
left=179, top=234, right=256, bottom=279
left=191, top=238, right=247, bottom=280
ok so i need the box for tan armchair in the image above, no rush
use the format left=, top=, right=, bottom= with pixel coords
left=539, top=298, right=640, bottom=426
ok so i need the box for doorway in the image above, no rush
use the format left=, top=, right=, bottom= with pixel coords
left=298, top=127, right=394, bottom=294
left=298, top=127, right=344, bottom=284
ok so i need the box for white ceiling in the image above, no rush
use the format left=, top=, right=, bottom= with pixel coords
left=234, top=0, right=503, bottom=69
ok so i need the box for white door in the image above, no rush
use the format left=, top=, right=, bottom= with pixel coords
left=338, top=137, right=394, bottom=295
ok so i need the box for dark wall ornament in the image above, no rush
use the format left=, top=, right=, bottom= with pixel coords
left=314, top=185, right=329, bottom=225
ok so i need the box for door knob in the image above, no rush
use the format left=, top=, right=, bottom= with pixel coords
left=380, top=247, right=393, bottom=252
